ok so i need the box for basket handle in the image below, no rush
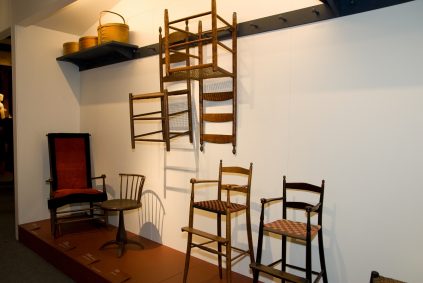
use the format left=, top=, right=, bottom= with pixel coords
left=99, top=10, right=126, bottom=26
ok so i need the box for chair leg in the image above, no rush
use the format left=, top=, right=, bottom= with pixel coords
left=90, top=202, right=94, bottom=217
left=252, top=213, right=265, bottom=283
left=162, top=93, right=170, bottom=152
left=246, top=207, right=255, bottom=264
left=318, top=230, right=328, bottom=283
left=226, top=212, right=232, bottom=283
left=217, top=213, right=223, bottom=279
left=50, top=209, right=56, bottom=237
left=306, top=235, right=312, bottom=282
left=281, top=235, right=287, bottom=283
left=183, top=232, right=192, bottom=283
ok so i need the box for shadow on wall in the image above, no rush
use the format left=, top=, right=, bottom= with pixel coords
left=140, top=189, right=165, bottom=244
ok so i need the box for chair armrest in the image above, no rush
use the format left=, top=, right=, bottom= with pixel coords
left=91, top=174, right=106, bottom=180
left=306, top=202, right=321, bottom=213
left=46, top=178, right=54, bottom=198
left=261, top=197, right=283, bottom=204
left=91, top=174, right=106, bottom=193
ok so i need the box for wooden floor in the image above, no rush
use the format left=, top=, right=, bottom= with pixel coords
left=18, top=219, right=254, bottom=283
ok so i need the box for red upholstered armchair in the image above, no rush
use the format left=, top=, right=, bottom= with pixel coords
left=46, top=133, right=107, bottom=237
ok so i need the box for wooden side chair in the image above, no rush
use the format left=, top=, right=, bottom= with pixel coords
left=181, top=160, right=254, bottom=283
left=251, top=176, right=327, bottom=283
left=46, top=133, right=107, bottom=238
left=100, top=173, right=146, bottom=257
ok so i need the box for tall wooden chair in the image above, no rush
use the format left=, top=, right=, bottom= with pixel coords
left=251, top=176, right=327, bottom=283
left=181, top=160, right=254, bottom=283
left=46, top=133, right=107, bottom=238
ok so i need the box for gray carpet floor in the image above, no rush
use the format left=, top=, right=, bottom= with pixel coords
left=0, top=178, right=74, bottom=282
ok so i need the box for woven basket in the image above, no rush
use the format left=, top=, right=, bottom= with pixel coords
left=79, top=36, right=98, bottom=50
left=62, top=42, right=79, bottom=55
left=97, top=11, right=129, bottom=44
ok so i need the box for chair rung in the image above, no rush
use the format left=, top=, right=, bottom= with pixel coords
left=131, top=92, right=164, bottom=100
left=285, top=263, right=321, bottom=276
left=202, top=134, right=233, bottom=144
left=250, top=263, right=308, bottom=283
left=168, top=89, right=189, bottom=96
left=203, top=91, right=233, bottom=101
left=203, top=113, right=233, bottom=122
left=181, top=227, right=228, bottom=243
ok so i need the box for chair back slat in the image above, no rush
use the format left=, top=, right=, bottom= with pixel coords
left=218, top=160, right=253, bottom=201
left=222, top=166, right=250, bottom=175
left=119, top=173, right=146, bottom=204
left=282, top=176, right=325, bottom=225
left=284, top=182, right=323, bottom=193
left=285, top=201, right=317, bottom=210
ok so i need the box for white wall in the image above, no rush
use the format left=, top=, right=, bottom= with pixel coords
left=12, top=0, right=423, bottom=282
left=77, top=1, right=423, bottom=282
left=13, top=24, right=80, bottom=224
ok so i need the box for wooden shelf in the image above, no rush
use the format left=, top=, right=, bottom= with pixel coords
left=56, top=41, right=139, bottom=71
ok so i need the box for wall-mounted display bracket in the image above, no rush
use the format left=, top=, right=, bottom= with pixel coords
left=56, top=0, right=413, bottom=71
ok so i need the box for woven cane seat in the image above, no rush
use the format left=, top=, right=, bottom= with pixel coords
left=194, top=200, right=247, bottom=214
left=264, top=219, right=321, bottom=241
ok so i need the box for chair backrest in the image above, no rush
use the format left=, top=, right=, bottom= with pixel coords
left=119, top=173, right=146, bottom=204
left=283, top=176, right=325, bottom=225
left=218, top=160, right=253, bottom=202
left=47, top=133, right=92, bottom=191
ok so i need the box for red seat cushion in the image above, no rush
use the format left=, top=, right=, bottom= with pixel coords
left=53, top=188, right=104, bottom=198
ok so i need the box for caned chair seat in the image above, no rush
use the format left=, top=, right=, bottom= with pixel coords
left=374, top=278, right=405, bottom=283
left=194, top=200, right=247, bottom=214
left=264, top=219, right=321, bottom=241
left=370, top=271, right=405, bottom=283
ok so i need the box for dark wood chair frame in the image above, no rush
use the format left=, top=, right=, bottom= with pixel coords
left=46, top=133, right=107, bottom=238
left=181, top=160, right=254, bottom=283
left=251, top=176, right=328, bottom=283
left=100, top=173, right=146, bottom=257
